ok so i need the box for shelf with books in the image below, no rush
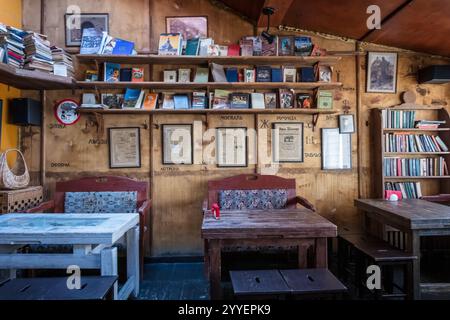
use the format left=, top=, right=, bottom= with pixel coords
left=384, top=152, right=450, bottom=156
left=383, top=128, right=450, bottom=132
left=76, top=108, right=337, bottom=115
left=384, top=176, right=450, bottom=180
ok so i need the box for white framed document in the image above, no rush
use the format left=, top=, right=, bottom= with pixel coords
left=162, top=124, right=193, bottom=165
left=321, top=128, right=352, bottom=170
left=108, top=127, right=141, bottom=168
left=216, top=127, right=247, bottom=167
left=272, top=122, right=304, bottom=163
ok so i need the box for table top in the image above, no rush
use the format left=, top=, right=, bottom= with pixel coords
left=201, top=209, right=337, bottom=239
left=355, top=199, right=450, bottom=230
left=0, top=214, right=139, bottom=245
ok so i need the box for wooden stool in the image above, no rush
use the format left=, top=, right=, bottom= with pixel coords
left=0, top=276, right=118, bottom=300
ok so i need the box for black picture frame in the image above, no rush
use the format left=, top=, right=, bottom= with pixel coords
left=64, top=13, right=109, bottom=47
left=216, top=127, right=248, bottom=168
left=161, top=124, right=194, bottom=165
left=339, top=114, right=356, bottom=134
left=272, top=122, right=304, bottom=163
left=108, top=127, right=141, bottom=169
left=366, top=51, right=398, bottom=94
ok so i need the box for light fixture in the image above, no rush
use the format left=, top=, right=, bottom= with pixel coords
left=261, top=7, right=276, bottom=44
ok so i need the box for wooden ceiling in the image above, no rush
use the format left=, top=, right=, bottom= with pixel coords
left=217, top=0, right=450, bottom=57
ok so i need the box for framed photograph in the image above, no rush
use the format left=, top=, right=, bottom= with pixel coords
left=108, top=127, right=141, bottom=169
left=272, top=123, right=304, bottom=163
left=162, top=124, right=193, bottom=165
left=339, top=114, right=356, bottom=134
left=366, top=52, right=398, bottom=93
left=166, top=16, right=208, bottom=40
left=321, top=128, right=352, bottom=170
left=64, top=13, right=109, bottom=47
left=216, top=127, right=247, bottom=167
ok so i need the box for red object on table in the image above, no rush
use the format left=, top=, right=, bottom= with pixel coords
left=211, top=203, right=220, bottom=220
left=385, top=190, right=402, bottom=201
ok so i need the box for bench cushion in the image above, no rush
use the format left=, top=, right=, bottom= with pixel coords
left=218, top=189, right=288, bottom=210
left=64, top=192, right=138, bottom=214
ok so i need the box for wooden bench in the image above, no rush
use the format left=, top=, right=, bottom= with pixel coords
left=0, top=276, right=118, bottom=300
left=230, top=269, right=347, bottom=300
left=338, top=234, right=417, bottom=300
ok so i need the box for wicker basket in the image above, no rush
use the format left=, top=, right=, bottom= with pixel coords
left=0, top=186, right=43, bottom=213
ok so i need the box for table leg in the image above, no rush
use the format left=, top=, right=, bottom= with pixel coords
left=127, top=226, right=140, bottom=298
left=315, top=238, right=328, bottom=268
left=406, top=231, right=421, bottom=300
left=298, top=243, right=309, bottom=269
left=209, top=239, right=222, bottom=300
left=204, top=240, right=210, bottom=279
left=0, top=245, right=18, bottom=280
left=101, top=247, right=118, bottom=300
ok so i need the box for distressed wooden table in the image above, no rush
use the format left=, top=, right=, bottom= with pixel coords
left=355, top=199, right=450, bottom=300
left=0, top=213, right=139, bottom=300
left=201, top=209, right=337, bottom=300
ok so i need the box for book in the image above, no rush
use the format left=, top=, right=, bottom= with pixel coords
left=383, top=157, right=448, bottom=177
left=199, top=38, right=214, bottom=56
left=316, top=64, right=332, bottom=82
left=244, top=36, right=262, bottom=56
left=185, top=38, right=200, bottom=56
left=382, top=110, right=417, bottom=128
left=239, top=39, right=253, bottom=56
left=207, top=44, right=220, bottom=56
left=279, top=89, right=295, bottom=108
left=227, top=44, right=240, bottom=56
left=80, top=28, right=103, bottom=54
left=299, top=67, right=315, bottom=82
left=294, top=36, right=313, bottom=56
left=85, top=70, right=99, bottom=82
left=122, top=89, right=143, bottom=109
left=384, top=133, right=449, bottom=153
left=211, top=63, right=227, bottom=82
left=311, top=44, right=327, bottom=56
left=158, top=33, right=182, bottom=56
left=194, top=67, right=209, bottom=83
left=244, top=69, right=255, bottom=82
left=174, top=95, right=190, bottom=109
left=251, top=93, right=265, bottom=109
left=162, top=93, right=175, bottom=109
left=101, top=93, right=124, bottom=109
left=142, top=92, right=159, bottom=110
left=264, top=93, right=277, bottom=109
left=317, top=90, right=333, bottom=109
left=278, top=36, right=294, bottom=56
left=256, top=66, right=271, bottom=82
left=218, top=45, right=228, bottom=56
left=192, top=91, right=207, bottom=109
left=385, top=182, right=423, bottom=199
left=164, top=70, right=177, bottom=83
left=120, top=68, right=132, bottom=82
left=230, top=93, right=250, bottom=109
left=271, top=68, right=283, bottom=82
left=261, top=37, right=278, bottom=56
left=225, top=68, right=239, bottom=82
left=104, top=63, right=121, bottom=82
left=177, top=68, right=191, bottom=83
left=296, top=93, right=313, bottom=109
left=283, top=66, right=297, bottom=82
left=112, top=39, right=135, bottom=55
left=132, top=68, right=144, bottom=82
left=81, top=93, right=97, bottom=107
left=212, top=89, right=230, bottom=109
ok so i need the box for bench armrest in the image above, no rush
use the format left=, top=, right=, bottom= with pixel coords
left=25, top=200, right=55, bottom=213
left=138, top=200, right=151, bottom=230
left=296, top=196, right=316, bottom=212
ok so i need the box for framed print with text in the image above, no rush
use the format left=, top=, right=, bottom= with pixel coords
left=321, top=128, right=352, bottom=170
left=339, top=114, right=355, bottom=134
left=108, top=127, right=141, bottom=169
left=272, top=122, right=304, bottom=163
left=216, top=127, right=247, bottom=167
left=162, top=124, right=193, bottom=165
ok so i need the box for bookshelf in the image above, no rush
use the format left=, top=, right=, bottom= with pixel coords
left=372, top=107, right=450, bottom=199
left=76, top=108, right=337, bottom=115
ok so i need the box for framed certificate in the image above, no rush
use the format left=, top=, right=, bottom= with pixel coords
left=321, top=128, right=352, bottom=170
left=108, top=127, right=141, bottom=168
left=216, top=127, right=247, bottom=167
left=162, top=124, right=193, bottom=165
left=272, top=123, right=304, bottom=163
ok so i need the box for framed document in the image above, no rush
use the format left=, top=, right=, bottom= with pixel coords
left=162, top=124, right=193, bottom=165
left=216, top=127, right=247, bottom=167
left=339, top=114, right=355, bottom=134
left=321, top=128, right=352, bottom=170
left=272, top=123, right=304, bottom=163
left=108, top=127, right=141, bottom=168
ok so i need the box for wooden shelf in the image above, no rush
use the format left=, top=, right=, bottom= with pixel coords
left=383, top=128, right=450, bottom=132
left=76, top=54, right=342, bottom=66
left=76, top=108, right=337, bottom=115
left=0, top=63, right=75, bottom=90
left=384, top=176, right=450, bottom=180
left=76, top=81, right=342, bottom=91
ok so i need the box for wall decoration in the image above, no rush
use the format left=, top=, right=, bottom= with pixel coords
left=322, top=128, right=352, bottom=170
left=272, top=123, right=304, bottom=163
left=108, top=127, right=141, bottom=169
left=162, top=124, right=193, bottom=165
left=216, top=127, right=247, bottom=167
left=54, top=99, right=80, bottom=125
left=366, top=52, right=398, bottom=93
left=166, top=16, right=208, bottom=40
left=65, top=13, right=109, bottom=47
left=339, top=114, right=355, bottom=134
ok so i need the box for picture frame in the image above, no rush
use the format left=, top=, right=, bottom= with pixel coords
left=321, top=128, right=352, bottom=170
left=272, top=123, right=304, bottom=163
left=64, top=13, right=109, bottom=47
left=216, top=127, right=248, bottom=167
left=339, top=114, right=356, bottom=134
left=366, top=52, right=398, bottom=93
left=166, top=16, right=208, bottom=40
left=108, top=127, right=141, bottom=169
left=162, top=124, right=193, bottom=165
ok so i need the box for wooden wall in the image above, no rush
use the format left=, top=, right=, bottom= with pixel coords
left=21, top=0, right=450, bottom=257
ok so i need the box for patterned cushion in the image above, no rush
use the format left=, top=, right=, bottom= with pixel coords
left=218, top=189, right=288, bottom=210
left=64, top=192, right=138, bottom=213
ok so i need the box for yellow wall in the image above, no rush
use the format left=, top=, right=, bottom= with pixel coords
left=0, top=0, right=22, bottom=153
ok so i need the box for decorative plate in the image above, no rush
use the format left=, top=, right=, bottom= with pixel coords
left=54, top=99, right=80, bottom=125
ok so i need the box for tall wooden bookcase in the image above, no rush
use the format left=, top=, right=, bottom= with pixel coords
left=372, top=106, right=450, bottom=198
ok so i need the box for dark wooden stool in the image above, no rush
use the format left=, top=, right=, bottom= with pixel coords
left=339, top=234, right=417, bottom=300
left=230, top=270, right=291, bottom=299
left=0, top=276, right=118, bottom=300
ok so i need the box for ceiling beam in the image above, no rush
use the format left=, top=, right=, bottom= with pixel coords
left=257, top=0, right=294, bottom=27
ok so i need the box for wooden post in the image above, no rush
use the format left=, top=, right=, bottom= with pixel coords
left=314, top=238, right=328, bottom=268
left=127, top=226, right=140, bottom=297
left=101, top=247, right=118, bottom=300
left=406, top=231, right=421, bottom=300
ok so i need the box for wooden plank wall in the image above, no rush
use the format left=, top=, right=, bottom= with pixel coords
left=21, top=0, right=450, bottom=257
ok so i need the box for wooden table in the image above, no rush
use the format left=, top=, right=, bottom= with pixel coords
left=0, top=213, right=140, bottom=300
left=201, top=209, right=337, bottom=299
left=355, top=199, right=450, bottom=300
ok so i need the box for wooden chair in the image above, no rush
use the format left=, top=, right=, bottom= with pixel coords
left=25, top=176, right=151, bottom=278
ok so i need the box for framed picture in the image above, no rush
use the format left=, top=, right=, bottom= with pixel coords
left=339, top=114, right=356, bottom=134
left=272, top=123, right=304, bottom=163
left=108, top=127, right=141, bottom=169
left=321, top=128, right=352, bottom=170
left=216, top=127, right=247, bottom=167
left=366, top=52, right=398, bottom=93
left=65, top=13, right=109, bottom=47
left=162, top=124, right=193, bottom=165
left=166, top=16, right=208, bottom=40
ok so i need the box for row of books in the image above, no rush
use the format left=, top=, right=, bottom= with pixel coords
left=80, top=29, right=136, bottom=55
left=158, top=33, right=325, bottom=57
left=51, top=46, right=74, bottom=77
left=0, top=24, right=27, bottom=68
left=98, top=63, right=144, bottom=82
left=384, top=133, right=448, bottom=153
left=415, top=120, right=446, bottom=129
left=382, top=110, right=416, bottom=129
left=383, top=157, right=448, bottom=177
left=385, top=182, right=423, bottom=199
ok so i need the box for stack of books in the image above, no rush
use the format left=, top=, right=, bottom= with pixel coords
left=415, top=120, right=446, bottom=129
left=384, top=133, right=448, bottom=153
left=23, top=32, right=54, bottom=73
left=0, top=25, right=27, bottom=68
left=385, top=182, right=423, bottom=199
left=384, top=157, right=448, bottom=177
left=51, top=46, right=74, bottom=77
left=382, top=110, right=416, bottom=128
